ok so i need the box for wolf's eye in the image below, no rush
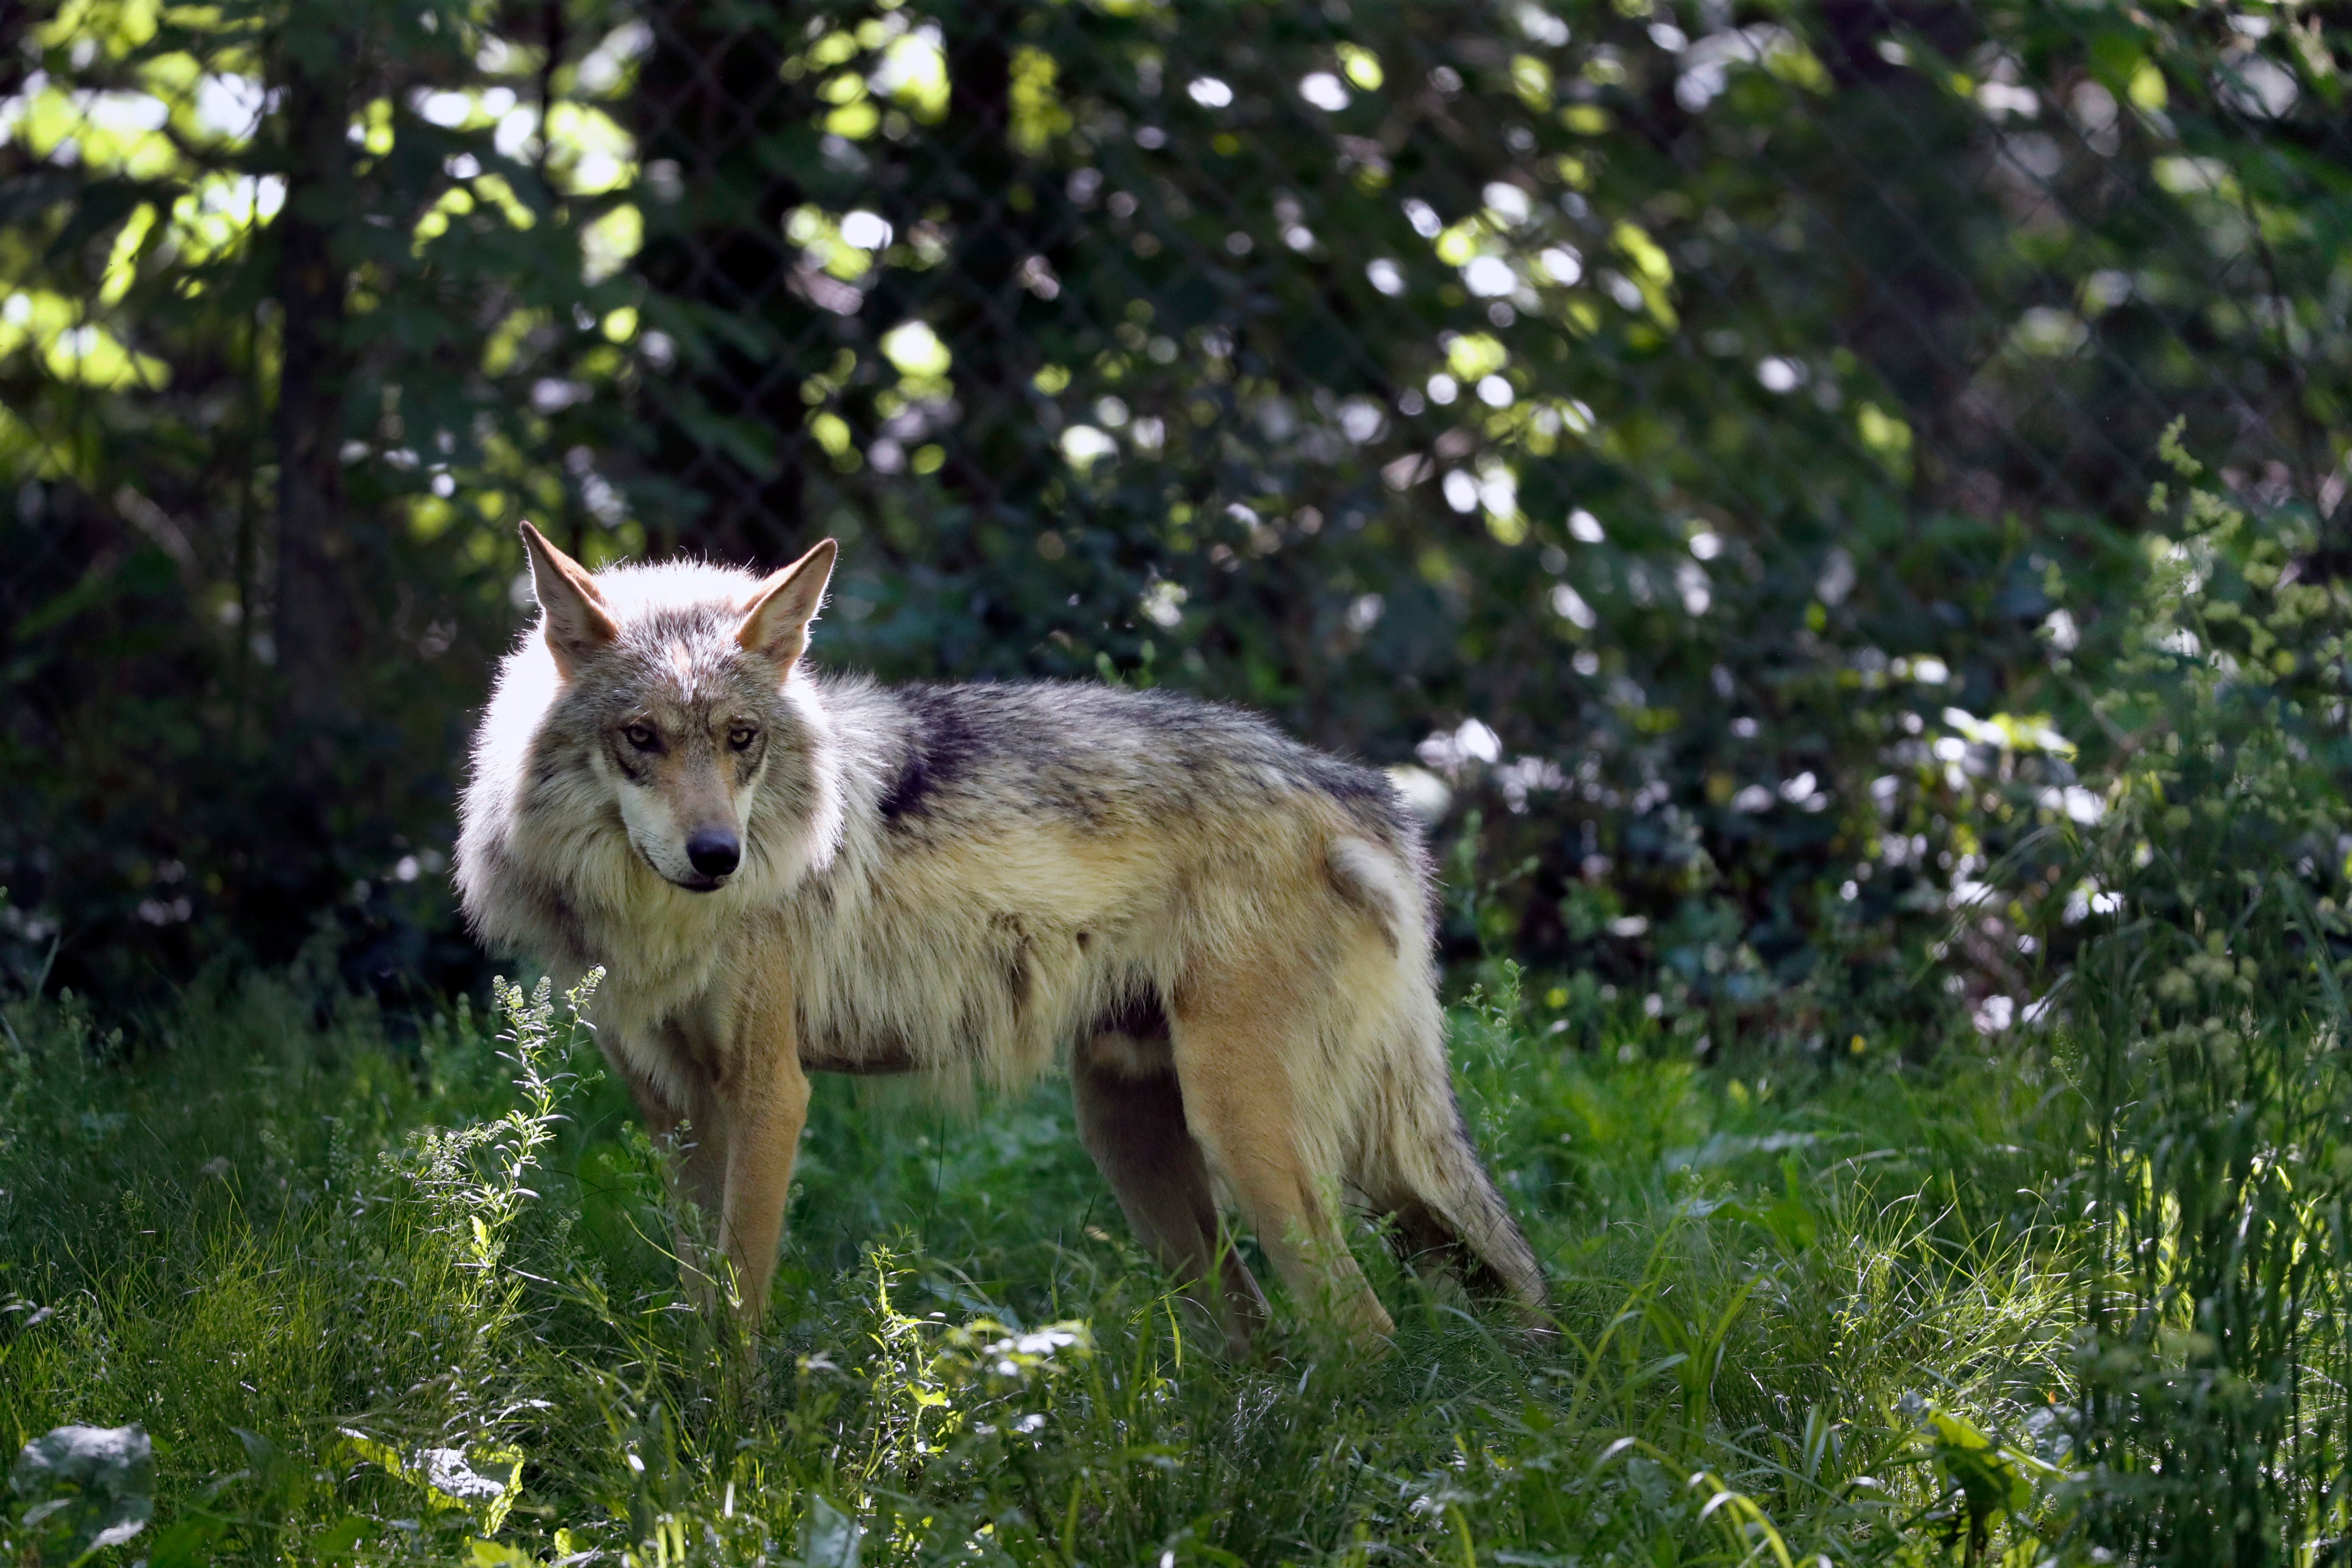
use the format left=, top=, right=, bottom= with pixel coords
left=728, top=726, right=758, bottom=752
left=623, top=724, right=660, bottom=752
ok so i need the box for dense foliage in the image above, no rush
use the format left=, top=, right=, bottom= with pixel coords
left=3, top=0, right=2345, bottom=1029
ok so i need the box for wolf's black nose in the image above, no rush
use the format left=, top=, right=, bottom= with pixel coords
left=686, top=830, right=740, bottom=878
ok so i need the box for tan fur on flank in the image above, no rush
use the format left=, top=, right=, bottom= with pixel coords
left=456, top=524, right=1545, bottom=1350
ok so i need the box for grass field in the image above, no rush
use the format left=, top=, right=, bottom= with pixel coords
left=0, top=952, right=2272, bottom=1568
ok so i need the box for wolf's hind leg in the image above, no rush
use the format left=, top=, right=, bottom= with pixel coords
left=1167, top=965, right=1396, bottom=1349
left=1071, top=1029, right=1269, bottom=1355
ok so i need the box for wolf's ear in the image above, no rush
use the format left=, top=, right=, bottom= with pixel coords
left=518, top=520, right=619, bottom=676
left=737, top=538, right=838, bottom=670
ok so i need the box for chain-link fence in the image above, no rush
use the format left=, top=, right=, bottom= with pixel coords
left=2, top=0, right=2345, bottom=1016
left=626, top=0, right=2343, bottom=544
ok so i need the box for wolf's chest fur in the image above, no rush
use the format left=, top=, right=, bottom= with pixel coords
left=579, top=809, right=1180, bottom=1094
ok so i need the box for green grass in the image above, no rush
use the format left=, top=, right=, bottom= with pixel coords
left=1, top=969, right=2107, bottom=1567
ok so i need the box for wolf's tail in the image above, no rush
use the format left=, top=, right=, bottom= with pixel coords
left=1322, top=834, right=1547, bottom=1315
left=1391, top=1109, right=1549, bottom=1313
left=1363, top=1022, right=1548, bottom=1315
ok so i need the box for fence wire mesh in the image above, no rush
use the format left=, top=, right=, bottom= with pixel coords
left=1, top=0, right=2346, bottom=1009
left=614, top=0, right=2343, bottom=547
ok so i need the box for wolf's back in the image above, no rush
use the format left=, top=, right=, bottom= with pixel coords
left=834, top=678, right=1419, bottom=856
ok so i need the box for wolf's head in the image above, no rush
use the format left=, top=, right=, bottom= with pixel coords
left=512, top=521, right=838, bottom=895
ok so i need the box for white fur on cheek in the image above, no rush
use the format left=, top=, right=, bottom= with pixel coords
left=594, top=743, right=752, bottom=889
left=730, top=767, right=763, bottom=845
left=613, top=776, right=693, bottom=883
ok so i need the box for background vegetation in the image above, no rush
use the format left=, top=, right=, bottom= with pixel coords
left=4, top=0, right=2352, bottom=1561
left=4, top=0, right=2346, bottom=1032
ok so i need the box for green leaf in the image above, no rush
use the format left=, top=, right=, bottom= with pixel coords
left=311, top=1514, right=372, bottom=1557
left=141, top=1514, right=226, bottom=1568
left=802, top=1494, right=863, bottom=1568
left=1922, top=1408, right=2036, bottom=1543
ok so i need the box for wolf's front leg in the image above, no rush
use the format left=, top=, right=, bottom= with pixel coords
left=715, top=981, right=811, bottom=1335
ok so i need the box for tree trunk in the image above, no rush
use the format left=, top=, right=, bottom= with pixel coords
left=935, top=3, right=1037, bottom=534
left=270, top=42, right=354, bottom=728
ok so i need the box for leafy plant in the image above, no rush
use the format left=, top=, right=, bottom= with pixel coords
left=0, top=951, right=2110, bottom=1564
left=2027, top=425, right=2352, bottom=1563
left=5, top=1424, right=154, bottom=1567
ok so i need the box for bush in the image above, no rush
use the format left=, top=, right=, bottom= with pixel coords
left=2035, top=429, right=2352, bottom=1561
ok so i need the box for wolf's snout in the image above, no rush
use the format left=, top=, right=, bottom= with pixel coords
left=686, top=828, right=741, bottom=879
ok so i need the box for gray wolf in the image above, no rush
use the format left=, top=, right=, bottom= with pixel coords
left=455, top=522, right=1544, bottom=1349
